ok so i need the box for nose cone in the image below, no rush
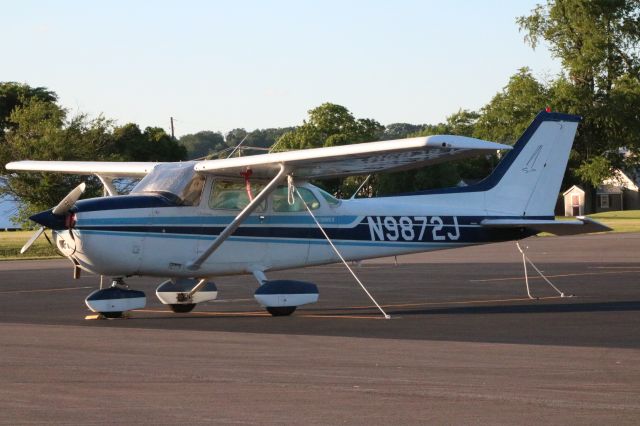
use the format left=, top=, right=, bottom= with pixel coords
left=29, top=209, right=66, bottom=230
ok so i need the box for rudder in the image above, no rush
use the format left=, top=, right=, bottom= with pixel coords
left=484, top=111, right=581, bottom=217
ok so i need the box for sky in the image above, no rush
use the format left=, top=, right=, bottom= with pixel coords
left=2, top=0, right=561, bottom=137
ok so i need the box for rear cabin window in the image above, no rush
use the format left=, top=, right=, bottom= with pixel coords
left=209, top=180, right=266, bottom=211
left=272, top=186, right=320, bottom=212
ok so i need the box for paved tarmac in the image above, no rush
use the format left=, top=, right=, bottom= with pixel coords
left=0, top=233, right=639, bottom=424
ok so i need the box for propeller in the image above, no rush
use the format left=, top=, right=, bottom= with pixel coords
left=20, top=182, right=86, bottom=254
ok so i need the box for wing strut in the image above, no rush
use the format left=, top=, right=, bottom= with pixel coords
left=186, top=164, right=289, bottom=271
left=95, top=175, right=118, bottom=196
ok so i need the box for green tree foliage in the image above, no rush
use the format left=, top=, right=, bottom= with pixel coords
left=575, top=155, right=613, bottom=187
left=0, top=99, right=114, bottom=220
left=275, top=103, right=384, bottom=152
left=0, top=82, right=57, bottom=139
left=0, top=83, right=186, bottom=224
left=474, top=68, right=550, bottom=143
left=274, top=103, right=384, bottom=196
left=225, top=127, right=295, bottom=157
left=110, top=123, right=186, bottom=162
left=179, top=131, right=225, bottom=159
left=382, top=123, right=425, bottom=140
left=374, top=110, right=485, bottom=196
left=518, top=0, right=640, bottom=180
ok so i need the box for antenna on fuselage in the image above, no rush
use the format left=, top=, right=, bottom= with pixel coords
left=226, top=133, right=251, bottom=158
left=350, top=175, right=372, bottom=199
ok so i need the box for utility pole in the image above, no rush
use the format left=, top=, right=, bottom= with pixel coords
left=170, top=117, right=175, bottom=139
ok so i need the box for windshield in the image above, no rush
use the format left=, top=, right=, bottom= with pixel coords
left=131, top=162, right=205, bottom=206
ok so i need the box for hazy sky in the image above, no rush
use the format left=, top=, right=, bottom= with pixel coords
left=3, top=0, right=560, bottom=137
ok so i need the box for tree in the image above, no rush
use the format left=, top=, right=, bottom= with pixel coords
left=382, top=123, right=425, bottom=140
left=111, top=123, right=186, bottom=162
left=0, top=98, right=114, bottom=221
left=274, top=103, right=384, bottom=196
left=225, top=127, right=295, bottom=156
left=275, top=103, right=383, bottom=152
left=517, top=0, right=640, bottom=191
left=0, top=83, right=187, bottom=224
left=374, top=110, right=484, bottom=196
left=179, top=131, right=225, bottom=159
left=0, top=82, right=57, bottom=139
left=474, top=68, right=550, bottom=144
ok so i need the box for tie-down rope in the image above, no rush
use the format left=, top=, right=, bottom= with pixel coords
left=516, top=242, right=572, bottom=299
left=291, top=182, right=390, bottom=319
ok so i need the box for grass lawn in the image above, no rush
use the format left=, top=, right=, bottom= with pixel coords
left=0, top=230, right=60, bottom=260
left=587, top=210, right=640, bottom=233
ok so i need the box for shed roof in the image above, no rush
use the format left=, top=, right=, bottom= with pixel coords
left=562, top=185, right=585, bottom=196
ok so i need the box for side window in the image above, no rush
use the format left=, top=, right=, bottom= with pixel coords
left=272, top=186, right=320, bottom=212
left=209, top=180, right=266, bottom=211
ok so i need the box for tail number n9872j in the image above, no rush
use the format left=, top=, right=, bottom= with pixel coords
left=367, top=216, right=460, bottom=242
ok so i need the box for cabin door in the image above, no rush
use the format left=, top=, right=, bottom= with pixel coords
left=196, top=178, right=269, bottom=272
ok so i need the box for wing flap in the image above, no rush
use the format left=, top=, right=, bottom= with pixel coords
left=195, top=135, right=511, bottom=179
left=5, top=161, right=159, bottom=177
left=480, top=216, right=611, bottom=236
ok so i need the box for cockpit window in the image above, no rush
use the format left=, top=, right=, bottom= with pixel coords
left=209, top=180, right=266, bottom=211
left=272, top=186, right=320, bottom=212
left=131, top=162, right=205, bottom=206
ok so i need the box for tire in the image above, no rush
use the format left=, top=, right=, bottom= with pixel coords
left=169, top=303, right=196, bottom=313
left=266, top=306, right=296, bottom=317
left=101, top=311, right=124, bottom=319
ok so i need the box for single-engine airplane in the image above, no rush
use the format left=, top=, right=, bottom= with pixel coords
left=6, top=111, right=609, bottom=317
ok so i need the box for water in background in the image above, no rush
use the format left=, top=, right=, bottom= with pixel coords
left=0, top=199, right=20, bottom=229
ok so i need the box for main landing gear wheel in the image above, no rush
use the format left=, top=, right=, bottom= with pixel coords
left=169, top=303, right=196, bottom=313
left=101, top=311, right=124, bottom=319
left=266, top=306, right=297, bottom=317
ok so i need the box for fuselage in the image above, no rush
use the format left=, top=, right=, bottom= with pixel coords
left=54, top=178, right=535, bottom=278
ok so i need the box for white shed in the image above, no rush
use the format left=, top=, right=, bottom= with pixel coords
left=562, top=185, right=585, bottom=217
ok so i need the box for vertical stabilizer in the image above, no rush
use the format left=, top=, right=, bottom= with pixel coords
left=484, top=112, right=581, bottom=217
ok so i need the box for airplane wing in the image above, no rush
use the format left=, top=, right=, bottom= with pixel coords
left=5, top=161, right=159, bottom=178
left=194, top=135, right=512, bottom=179
left=480, top=216, right=611, bottom=236
left=6, top=135, right=510, bottom=180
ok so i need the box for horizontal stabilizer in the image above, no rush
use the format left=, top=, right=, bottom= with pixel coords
left=480, top=216, right=611, bottom=236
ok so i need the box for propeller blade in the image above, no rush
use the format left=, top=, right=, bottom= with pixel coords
left=20, top=227, right=45, bottom=254
left=52, top=182, right=86, bottom=215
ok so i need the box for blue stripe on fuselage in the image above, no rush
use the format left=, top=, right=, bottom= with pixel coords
left=76, top=229, right=473, bottom=249
left=76, top=214, right=360, bottom=226
left=75, top=215, right=537, bottom=244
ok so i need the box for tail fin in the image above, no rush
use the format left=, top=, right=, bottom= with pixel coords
left=483, top=111, right=581, bottom=217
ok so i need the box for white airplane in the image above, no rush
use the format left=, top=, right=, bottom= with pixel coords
left=6, top=111, right=609, bottom=318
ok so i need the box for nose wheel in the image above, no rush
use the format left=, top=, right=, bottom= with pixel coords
left=85, top=278, right=146, bottom=319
